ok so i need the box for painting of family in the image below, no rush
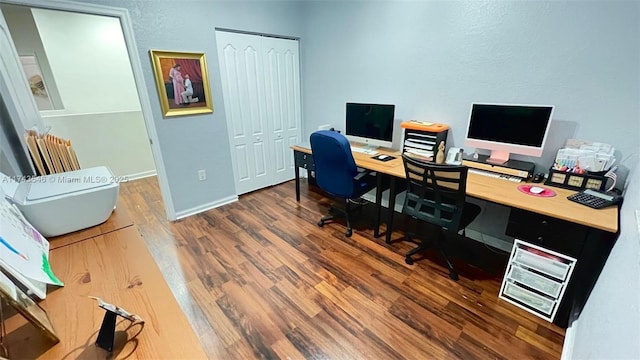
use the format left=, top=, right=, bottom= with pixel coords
left=150, top=50, right=213, bottom=116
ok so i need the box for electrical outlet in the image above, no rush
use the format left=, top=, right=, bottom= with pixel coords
left=198, top=169, right=206, bottom=181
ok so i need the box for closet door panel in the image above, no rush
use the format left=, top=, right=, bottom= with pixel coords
left=216, top=31, right=271, bottom=194
left=262, top=37, right=301, bottom=185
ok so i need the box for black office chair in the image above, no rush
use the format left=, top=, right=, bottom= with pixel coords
left=401, top=154, right=481, bottom=280
left=310, top=130, right=376, bottom=237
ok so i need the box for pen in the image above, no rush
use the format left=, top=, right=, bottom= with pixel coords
left=0, top=235, right=29, bottom=260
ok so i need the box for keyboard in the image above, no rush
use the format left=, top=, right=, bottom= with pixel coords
left=469, top=168, right=523, bottom=183
left=351, top=146, right=378, bottom=155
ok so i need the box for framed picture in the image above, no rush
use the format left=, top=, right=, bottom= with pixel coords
left=149, top=50, right=213, bottom=117
left=19, top=55, right=53, bottom=111
left=0, top=272, right=59, bottom=343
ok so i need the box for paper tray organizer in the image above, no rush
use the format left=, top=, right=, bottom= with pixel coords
left=499, top=239, right=577, bottom=322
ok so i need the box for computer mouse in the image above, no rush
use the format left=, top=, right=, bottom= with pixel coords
left=530, top=186, right=544, bottom=194
left=378, top=155, right=389, bottom=160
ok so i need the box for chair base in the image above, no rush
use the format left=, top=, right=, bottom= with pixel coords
left=316, top=200, right=365, bottom=238
left=404, top=231, right=459, bottom=281
left=318, top=215, right=352, bottom=237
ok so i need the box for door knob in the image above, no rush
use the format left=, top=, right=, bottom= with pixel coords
left=256, top=137, right=261, bottom=141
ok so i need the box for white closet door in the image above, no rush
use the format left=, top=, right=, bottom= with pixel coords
left=262, top=37, right=302, bottom=185
left=216, top=31, right=272, bottom=195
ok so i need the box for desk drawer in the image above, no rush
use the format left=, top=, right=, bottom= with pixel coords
left=513, top=247, right=571, bottom=281
left=507, top=264, right=563, bottom=298
left=503, top=281, right=556, bottom=316
left=294, top=151, right=316, bottom=184
left=294, top=152, right=314, bottom=169
left=506, top=208, right=586, bottom=258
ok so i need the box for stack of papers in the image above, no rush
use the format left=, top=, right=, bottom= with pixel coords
left=404, top=148, right=433, bottom=162
left=0, top=188, right=63, bottom=299
left=553, top=139, right=615, bottom=173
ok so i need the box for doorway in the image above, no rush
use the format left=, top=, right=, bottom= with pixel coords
left=0, top=0, right=176, bottom=219
left=1, top=4, right=155, bottom=179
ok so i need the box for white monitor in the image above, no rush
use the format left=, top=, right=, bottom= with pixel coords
left=345, top=102, right=395, bottom=149
left=464, top=103, right=554, bottom=164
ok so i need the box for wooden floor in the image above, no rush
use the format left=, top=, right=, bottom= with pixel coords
left=119, top=177, right=565, bottom=359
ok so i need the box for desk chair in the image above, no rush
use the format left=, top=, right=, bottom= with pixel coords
left=310, top=130, right=376, bottom=237
left=401, top=154, right=481, bottom=280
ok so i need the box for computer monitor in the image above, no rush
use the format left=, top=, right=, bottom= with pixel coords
left=345, top=102, right=395, bottom=148
left=464, top=103, right=554, bottom=164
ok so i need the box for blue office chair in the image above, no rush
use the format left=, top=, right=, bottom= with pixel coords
left=401, top=154, right=481, bottom=280
left=310, top=130, right=376, bottom=237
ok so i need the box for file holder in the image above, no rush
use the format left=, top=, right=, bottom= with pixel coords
left=544, top=168, right=607, bottom=191
left=400, top=121, right=449, bottom=162
left=90, top=297, right=144, bottom=352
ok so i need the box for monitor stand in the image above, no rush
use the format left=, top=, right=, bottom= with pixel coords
left=486, top=150, right=510, bottom=165
left=351, top=143, right=380, bottom=152
left=361, top=144, right=380, bottom=151
left=464, top=153, right=536, bottom=178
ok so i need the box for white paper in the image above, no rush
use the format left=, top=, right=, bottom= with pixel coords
left=0, top=197, right=62, bottom=299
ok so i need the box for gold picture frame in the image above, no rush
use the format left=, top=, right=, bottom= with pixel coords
left=149, top=50, right=213, bottom=117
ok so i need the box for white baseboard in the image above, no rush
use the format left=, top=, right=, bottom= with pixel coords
left=125, top=170, right=157, bottom=181
left=175, top=195, right=238, bottom=220
left=561, top=319, right=577, bottom=360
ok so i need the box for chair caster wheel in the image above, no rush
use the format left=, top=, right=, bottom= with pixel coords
left=345, top=229, right=352, bottom=237
left=449, top=272, right=459, bottom=281
left=405, top=257, right=414, bottom=265
left=317, top=220, right=324, bottom=227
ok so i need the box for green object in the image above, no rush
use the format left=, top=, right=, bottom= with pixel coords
left=41, top=253, right=63, bottom=286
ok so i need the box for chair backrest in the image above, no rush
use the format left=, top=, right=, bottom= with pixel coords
left=310, top=130, right=358, bottom=198
left=401, top=154, right=469, bottom=232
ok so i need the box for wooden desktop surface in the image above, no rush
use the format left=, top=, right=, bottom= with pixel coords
left=4, top=226, right=206, bottom=359
left=48, top=199, right=134, bottom=250
left=291, top=144, right=618, bottom=233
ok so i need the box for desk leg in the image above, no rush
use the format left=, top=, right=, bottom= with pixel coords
left=385, top=176, right=397, bottom=244
left=295, top=165, right=300, bottom=202
left=374, top=174, right=383, bottom=238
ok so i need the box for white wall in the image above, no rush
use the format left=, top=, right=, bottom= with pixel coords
left=300, top=0, right=639, bottom=256
left=41, top=111, right=155, bottom=177
left=568, top=158, right=640, bottom=359
left=11, top=7, right=155, bottom=177
left=300, top=1, right=639, bottom=176
left=32, top=8, right=140, bottom=114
